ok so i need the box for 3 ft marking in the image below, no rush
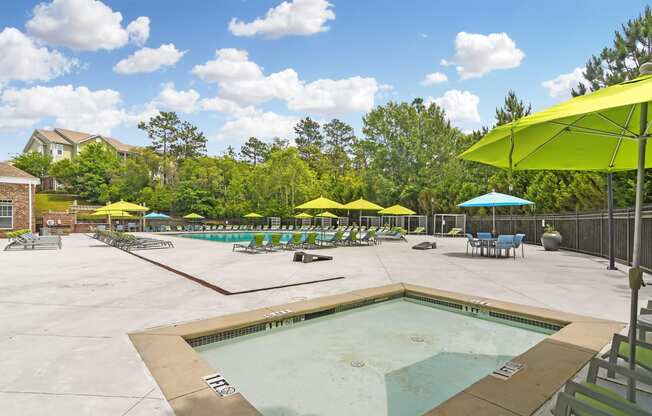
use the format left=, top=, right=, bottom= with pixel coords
left=203, top=373, right=237, bottom=397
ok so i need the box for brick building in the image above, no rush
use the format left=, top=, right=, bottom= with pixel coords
left=0, top=163, right=40, bottom=238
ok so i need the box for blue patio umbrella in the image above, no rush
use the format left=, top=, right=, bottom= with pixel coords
left=144, top=212, right=171, bottom=219
left=458, top=191, right=534, bottom=233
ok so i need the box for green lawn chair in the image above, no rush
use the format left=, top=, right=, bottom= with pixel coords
left=446, top=227, right=463, bottom=236
left=605, top=333, right=652, bottom=376
left=265, top=233, right=283, bottom=251
left=232, top=234, right=265, bottom=253
left=303, top=232, right=318, bottom=248
left=553, top=358, right=652, bottom=416
left=412, top=226, right=426, bottom=234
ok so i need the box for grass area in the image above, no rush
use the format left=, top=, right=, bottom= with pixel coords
left=35, top=193, right=92, bottom=217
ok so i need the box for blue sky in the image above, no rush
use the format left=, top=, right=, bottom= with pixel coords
left=0, top=0, right=649, bottom=160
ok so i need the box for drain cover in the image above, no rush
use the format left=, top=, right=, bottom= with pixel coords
left=410, top=336, right=425, bottom=343
left=350, top=360, right=365, bottom=368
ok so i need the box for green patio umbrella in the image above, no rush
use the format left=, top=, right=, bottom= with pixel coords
left=243, top=212, right=262, bottom=227
left=461, top=63, right=652, bottom=401
left=183, top=213, right=205, bottom=220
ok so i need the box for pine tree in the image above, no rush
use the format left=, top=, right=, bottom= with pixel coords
left=138, top=112, right=181, bottom=184
left=572, top=6, right=652, bottom=96
left=239, top=137, right=269, bottom=166
left=495, top=90, right=532, bottom=126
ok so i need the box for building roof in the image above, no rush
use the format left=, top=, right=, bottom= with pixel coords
left=33, top=128, right=138, bottom=153
left=35, top=129, right=70, bottom=145
left=0, top=162, right=40, bottom=184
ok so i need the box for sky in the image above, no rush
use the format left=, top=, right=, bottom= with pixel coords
left=0, top=0, right=649, bottom=160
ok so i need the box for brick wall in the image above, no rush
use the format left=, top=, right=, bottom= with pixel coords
left=42, top=212, right=75, bottom=235
left=0, top=182, right=35, bottom=238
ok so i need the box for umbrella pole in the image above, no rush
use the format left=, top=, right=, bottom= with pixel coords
left=607, top=173, right=617, bottom=270
left=492, top=206, right=496, bottom=236
left=627, top=101, right=648, bottom=402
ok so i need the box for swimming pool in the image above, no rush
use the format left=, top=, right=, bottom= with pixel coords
left=176, top=231, right=328, bottom=243
left=195, top=297, right=550, bottom=415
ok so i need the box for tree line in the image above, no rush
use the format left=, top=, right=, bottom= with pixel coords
left=12, top=6, right=652, bottom=218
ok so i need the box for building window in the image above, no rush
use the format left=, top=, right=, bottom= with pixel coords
left=56, top=144, right=64, bottom=156
left=0, top=200, right=12, bottom=229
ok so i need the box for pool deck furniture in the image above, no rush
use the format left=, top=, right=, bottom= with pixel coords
left=465, top=233, right=482, bottom=256
left=514, top=233, right=526, bottom=258
left=446, top=227, right=463, bottom=236
left=411, top=226, right=426, bottom=234
left=605, top=333, right=652, bottom=376
left=640, top=307, right=652, bottom=341
left=553, top=358, right=652, bottom=416
left=4, top=232, right=62, bottom=250
left=232, top=234, right=265, bottom=253
left=495, top=234, right=515, bottom=258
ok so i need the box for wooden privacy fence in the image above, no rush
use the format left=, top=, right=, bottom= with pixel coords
left=462, top=205, right=652, bottom=272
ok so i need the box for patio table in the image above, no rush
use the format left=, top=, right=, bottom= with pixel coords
left=478, top=237, right=496, bottom=257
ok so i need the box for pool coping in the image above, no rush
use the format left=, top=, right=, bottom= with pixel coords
left=128, top=283, right=625, bottom=416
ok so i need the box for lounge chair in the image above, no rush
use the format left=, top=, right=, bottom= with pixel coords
left=605, top=333, right=652, bottom=376
left=233, top=234, right=265, bottom=253
left=4, top=233, right=62, bottom=250
left=446, top=227, right=463, bottom=237
left=465, top=233, right=481, bottom=256
left=302, top=232, right=318, bottom=249
left=553, top=358, right=652, bottom=416
left=411, top=226, right=426, bottom=234
left=359, top=230, right=377, bottom=245
left=281, top=233, right=304, bottom=250
left=323, top=230, right=344, bottom=246
left=264, top=233, right=283, bottom=251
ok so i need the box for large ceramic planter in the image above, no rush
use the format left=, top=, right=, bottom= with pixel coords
left=541, top=232, right=562, bottom=251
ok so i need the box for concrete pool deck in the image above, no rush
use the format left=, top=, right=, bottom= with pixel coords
left=1, top=232, right=650, bottom=415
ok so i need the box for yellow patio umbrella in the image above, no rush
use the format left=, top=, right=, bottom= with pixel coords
left=378, top=204, right=416, bottom=215
left=296, top=196, right=345, bottom=210
left=343, top=198, right=384, bottom=225
left=243, top=212, right=262, bottom=227
left=90, top=210, right=134, bottom=219
left=378, top=204, right=415, bottom=228
left=95, top=201, right=148, bottom=232
left=315, top=211, right=338, bottom=218
left=183, top=213, right=205, bottom=220
left=293, top=212, right=313, bottom=218
left=94, top=200, right=149, bottom=212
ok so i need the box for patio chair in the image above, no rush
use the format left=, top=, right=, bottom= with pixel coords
left=513, top=233, right=525, bottom=258
left=477, top=232, right=493, bottom=239
left=465, top=233, right=481, bottom=256
left=604, top=333, right=652, bottom=376
left=232, top=234, right=265, bottom=253
left=495, top=235, right=515, bottom=258
left=553, top=358, right=652, bottom=416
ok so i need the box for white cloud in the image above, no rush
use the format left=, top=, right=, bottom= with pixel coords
left=0, top=85, right=128, bottom=133
left=151, top=83, right=199, bottom=113
left=0, top=27, right=76, bottom=85
left=200, top=96, right=257, bottom=117
left=421, top=72, right=448, bottom=86
left=288, top=76, right=378, bottom=115
left=193, top=48, right=379, bottom=116
left=126, top=16, right=150, bottom=46
left=445, top=32, right=524, bottom=79
left=542, top=67, right=589, bottom=98
left=428, top=89, right=481, bottom=124
left=218, top=110, right=298, bottom=141
left=114, top=44, right=186, bottom=74
left=228, top=0, right=335, bottom=38
left=26, top=0, right=149, bottom=51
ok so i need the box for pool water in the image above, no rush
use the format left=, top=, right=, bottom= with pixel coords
left=195, top=298, right=549, bottom=416
left=177, top=231, right=328, bottom=243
